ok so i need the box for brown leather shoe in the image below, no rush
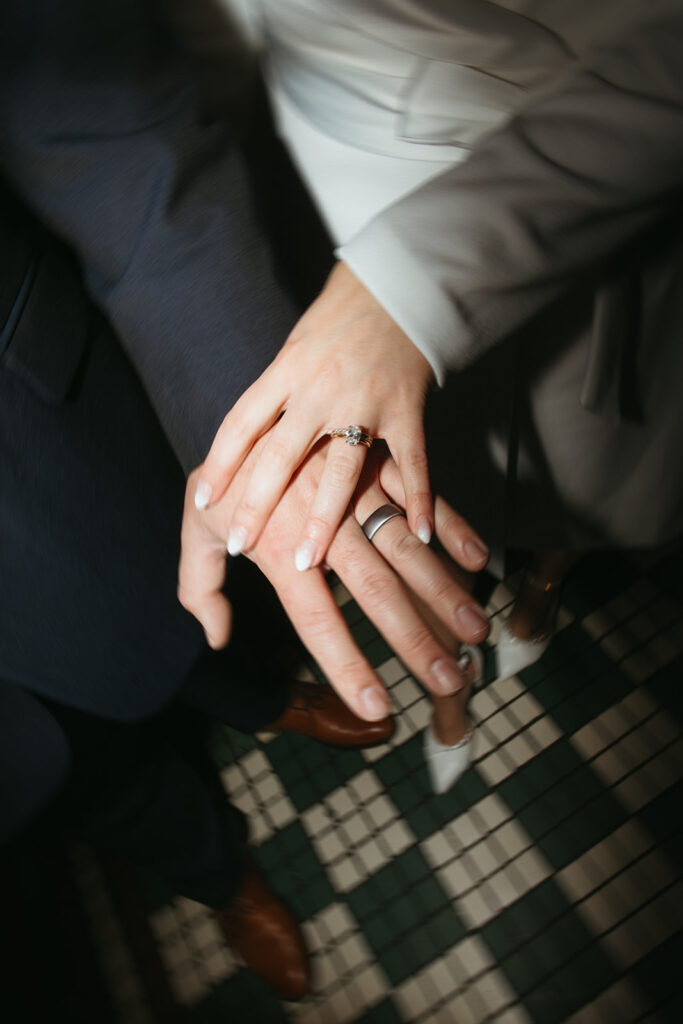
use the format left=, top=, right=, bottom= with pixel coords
left=265, top=682, right=395, bottom=747
left=214, top=858, right=310, bottom=1001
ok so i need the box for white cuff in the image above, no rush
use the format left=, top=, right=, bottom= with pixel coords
left=337, top=220, right=476, bottom=388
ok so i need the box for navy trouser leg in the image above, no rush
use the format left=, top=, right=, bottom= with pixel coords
left=35, top=697, right=247, bottom=908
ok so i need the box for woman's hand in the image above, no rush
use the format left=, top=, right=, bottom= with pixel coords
left=179, top=442, right=489, bottom=722
left=193, top=260, right=435, bottom=569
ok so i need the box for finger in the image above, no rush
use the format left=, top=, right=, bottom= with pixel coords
left=294, top=437, right=367, bottom=571
left=354, top=487, right=489, bottom=644
left=226, top=413, right=322, bottom=556
left=434, top=498, right=490, bottom=571
left=193, top=376, right=285, bottom=511
left=379, top=458, right=489, bottom=572
left=328, top=517, right=469, bottom=698
left=274, top=567, right=391, bottom=721
left=387, top=415, right=433, bottom=544
left=178, top=513, right=233, bottom=649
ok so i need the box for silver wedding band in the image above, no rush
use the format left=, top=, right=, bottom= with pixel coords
left=361, top=504, right=405, bottom=542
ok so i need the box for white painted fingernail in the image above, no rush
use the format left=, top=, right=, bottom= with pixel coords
left=360, top=686, right=390, bottom=721
left=431, top=658, right=463, bottom=695
left=227, top=525, right=247, bottom=556
left=416, top=516, right=432, bottom=545
left=295, top=539, right=316, bottom=572
left=194, top=481, right=212, bottom=510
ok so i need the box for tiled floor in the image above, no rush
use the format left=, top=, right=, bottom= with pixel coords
left=81, top=545, right=683, bottom=1022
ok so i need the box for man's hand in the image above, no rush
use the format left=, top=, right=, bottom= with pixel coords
left=179, top=442, right=489, bottom=721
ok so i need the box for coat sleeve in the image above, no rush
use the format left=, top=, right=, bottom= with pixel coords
left=339, top=0, right=683, bottom=384
left=0, top=0, right=298, bottom=470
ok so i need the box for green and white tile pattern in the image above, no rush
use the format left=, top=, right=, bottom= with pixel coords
left=136, top=549, right=683, bottom=1021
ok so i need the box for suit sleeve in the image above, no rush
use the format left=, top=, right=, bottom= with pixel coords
left=0, top=0, right=298, bottom=470
left=339, top=0, right=683, bottom=384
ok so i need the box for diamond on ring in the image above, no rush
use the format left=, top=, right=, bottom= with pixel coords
left=329, top=425, right=373, bottom=448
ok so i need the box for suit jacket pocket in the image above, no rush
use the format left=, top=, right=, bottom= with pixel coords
left=1, top=238, right=89, bottom=405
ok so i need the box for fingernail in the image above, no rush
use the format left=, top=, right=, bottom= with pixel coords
left=430, top=658, right=463, bottom=695
left=194, top=481, right=212, bottom=510
left=464, top=538, right=489, bottom=563
left=295, top=539, right=316, bottom=572
left=360, top=686, right=390, bottom=721
left=456, top=604, right=489, bottom=636
left=416, top=515, right=432, bottom=545
left=227, top=525, right=247, bottom=556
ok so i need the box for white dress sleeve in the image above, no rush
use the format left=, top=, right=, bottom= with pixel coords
left=338, top=0, right=683, bottom=384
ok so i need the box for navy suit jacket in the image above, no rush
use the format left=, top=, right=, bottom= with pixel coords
left=0, top=1, right=298, bottom=841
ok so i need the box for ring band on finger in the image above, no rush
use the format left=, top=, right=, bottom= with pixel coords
left=329, top=425, right=374, bottom=448
left=361, top=504, right=405, bottom=542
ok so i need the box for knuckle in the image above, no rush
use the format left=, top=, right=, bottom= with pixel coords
left=335, top=657, right=373, bottom=689
left=359, top=570, right=399, bottom=608
left=297, top=605, right=337, bottom=639
left=263, top=437, right=294, bottom=471
left=425, top=577, right=459, bottom=608
left=236, top=498, right=261, bottom=527
left=306, top=514, right=333, bottom=541
left=387, top=528, right=421, bottom=563
left=402, top=447, right=429, bottom=474
left=400, top=624, right=438, bottom=663
left=209, top=430, right=241, bottom=471
left=409, top=491, right=433, bottom=511
left=229, top=408, right=252, bottom=440
left=326, top=453, right=360, bottom=489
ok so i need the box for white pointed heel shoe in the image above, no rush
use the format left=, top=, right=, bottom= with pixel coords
left=493, top=621, right=551, bottom=681
left=423, top=644, right=484, bottom=795
left=494, top=571, right=561, bottom=682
